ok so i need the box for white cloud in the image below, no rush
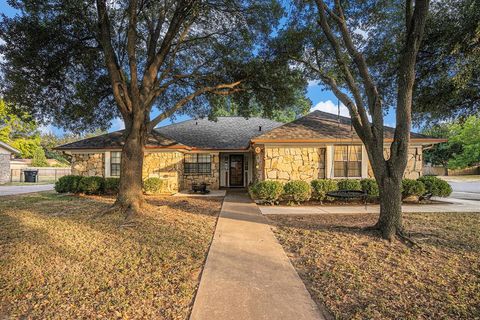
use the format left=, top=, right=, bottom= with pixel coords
left=110, top=117, right=125, bottom=131
left=311, top=100, right=351, bottom=118
left=307, top=80, right=319, bottom=87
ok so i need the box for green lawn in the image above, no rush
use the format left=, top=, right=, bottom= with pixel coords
left=0, top=192, right=221, bottom=319
left=269, top=212, right=480, bottom=320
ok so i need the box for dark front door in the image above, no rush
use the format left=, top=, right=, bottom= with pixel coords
left=229, top=155, right=244, bottom=187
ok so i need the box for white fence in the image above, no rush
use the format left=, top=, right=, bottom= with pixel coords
left=10, top=167, right=72, bottom=182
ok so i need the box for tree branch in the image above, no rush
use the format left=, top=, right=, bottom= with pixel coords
left=315, top=0, right=372, bottom=142
left=147, top=80, right=243, bottom=130
left=96, top=0, right=132, bottom=117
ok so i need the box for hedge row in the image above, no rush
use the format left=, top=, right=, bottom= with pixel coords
left=55, top=176, right=166, bottom=195
left=249, top=176, right=451, bottom=204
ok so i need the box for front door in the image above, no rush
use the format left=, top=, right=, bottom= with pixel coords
left=229, top=155, right=244, bottom=187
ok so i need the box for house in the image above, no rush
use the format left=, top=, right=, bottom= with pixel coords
left=0, top=141, right=20, bottom=184
left=56, top=111, right=445, bottom=193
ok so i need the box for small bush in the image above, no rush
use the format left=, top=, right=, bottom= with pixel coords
left=418, top=176, right=452, bottom=197
left=54, top=175, right=82, bottom=193
left=360, top=178, right=379, bottom=197
left=311, top=179, right=337, bottom=201
left=31, top=147, right=49, bottom=167
left=104, top=177, right=120, bottom=194
left=283, top=180, right=311, bottom=204
left=249, top=181, right=284, bottom=204
left=77, top=176, right=104, bottom=194
left=401, top=179, right=426, bottom=198
left=143, top=177, right=165, bottom=194
left=337, top=179, right=361, bottom=191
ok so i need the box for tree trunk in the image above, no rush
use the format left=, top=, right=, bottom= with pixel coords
left=376, top=175, right=403, bottom=240
left=115, top=115, right=147, bottom=217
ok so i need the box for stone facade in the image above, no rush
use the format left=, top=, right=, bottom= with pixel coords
left=0, top=154, right=11, bottom=184
left=71, top=153, right=105, bottom=176
left=183, top=154, right=220, bottom=190
left=262, top=147, right=326, bottom=182
left=143, top=151, right=183, bottom=193
left=368, top=146, right=423, bottom=179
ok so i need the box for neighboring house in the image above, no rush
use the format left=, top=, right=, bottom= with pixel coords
left=55, top=111, right=445, bottom=193
left=0, top=141, right=20, bottom=184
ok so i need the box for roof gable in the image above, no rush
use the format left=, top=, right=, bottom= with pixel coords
left=252, top=110, right=437, bottom=142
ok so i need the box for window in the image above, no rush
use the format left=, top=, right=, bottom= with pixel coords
left=334, top=146, right=362, bottom=177
left=111, top=151, right=121, bottom=177
left=184, top=154, right=211, bottom=174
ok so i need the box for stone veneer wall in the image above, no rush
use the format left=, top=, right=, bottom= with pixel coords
left=263, top=147, right=325, bottom=182
left=368, top=146, right=423, bottom=179
left=0, top=154, right=11, bottom=184
left=71, top=153, right=105, bottom=176
left=143, top=152, right=183, bottom=193
left=183, top=153, right=220, bottom=190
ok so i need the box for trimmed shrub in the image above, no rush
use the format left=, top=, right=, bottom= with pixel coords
left=283, top=180, right=311, bottom=204
left=418, top=176, right=452, bottom=197
left=143, top=177, right=165, bottom=194
left=401, top=179, right=426, bottom=198
left=311, top=179, right=337, bottom=201
left=104, top=177, right=120, bottom=194
left=360, top=178, right=379, bottom=197
left=337, top=179, right=361, bottom=191
left=249, top=181, right=284, bottom=204
left=54, top=175, right=82, bottom=193
left=77, top=176, right=104, bottom=194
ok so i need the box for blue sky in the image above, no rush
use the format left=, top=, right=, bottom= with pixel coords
left=0, top=0, right=399, bottom=135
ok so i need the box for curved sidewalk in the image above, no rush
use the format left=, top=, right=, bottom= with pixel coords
left=190, top=191, right=324, bottom=320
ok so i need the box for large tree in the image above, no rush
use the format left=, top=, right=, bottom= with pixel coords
left=1, top=0, right=307, bottom=216
left=277, top=0, right=430, bottom=240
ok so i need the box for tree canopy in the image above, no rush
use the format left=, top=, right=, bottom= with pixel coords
left=0, top=0, right=308, bottom=133
left=414, top=0, right=480, bottom=123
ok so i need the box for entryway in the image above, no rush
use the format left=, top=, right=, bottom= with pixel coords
left=229, top=155, right=244, bottom=187
left=219, top=152, right=253, bottom=188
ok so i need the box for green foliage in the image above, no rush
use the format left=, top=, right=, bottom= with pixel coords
left=447, top=116, right=480, bottom=169
left=414, top=0, right=480, bottom=122
left=77, top=176, right=104, bottom=195
left=337, top=179, right=361, bottom=191
left=283, top=180, right=311, bottom=204
left=0, top=100, right=41, bottom=158
left=310, top=179, right=337, bottom=201
left=104, top=178, right=120, bottom=194
left=360, top=179, right=379, bottom=197
left=143, top=178, right=165, bottom=194
left=31, top=147, right=48, bottom=167
left=249, top=181, right=284, bottom=204
left=54, top=175, right=82, bottom=193
left=401, top=179, right=426, bottom=198
left=418, top=176, right=452, bottom=197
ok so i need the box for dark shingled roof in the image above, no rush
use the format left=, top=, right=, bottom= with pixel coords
left=253, top=110, right=433, bottom=141
left=56, top=130, right=180, bottom=150
left=56, top=116, right=282, bottom=150
left=156, top=117, right=283, bottom=149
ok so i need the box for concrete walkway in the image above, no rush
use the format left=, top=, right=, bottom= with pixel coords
left=259, top=198, right=480, bottom=215
left=190, top=191, right=324, bottom=320
left=0, top=184, right=54, bottom=196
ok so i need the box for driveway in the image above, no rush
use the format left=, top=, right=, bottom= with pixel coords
left=441, top=176, right=480, bottom=201
left=0, top=184, right=54, bottom=196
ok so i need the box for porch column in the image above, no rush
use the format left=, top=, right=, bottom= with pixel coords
left=325, top=145, right=333, bottom=179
